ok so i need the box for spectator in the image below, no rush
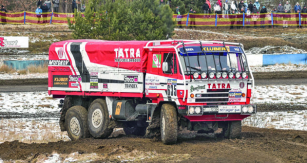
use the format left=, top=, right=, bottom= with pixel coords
left=284, top=9, right=288, bottom=27
left=189, top=8, right=194, bottom=13
left=203, top=1, right=210, bottom=14
left=45, top=0, right=51, bottom=12
left=277, top=3, right=284, bottom=13
left=248, top=1, right=253, bottom=12
left=272, top=8, right=277, bottom=13
left=260, top=5, right=267, bottom=13
left=37, top=0, right=42, bottom=8
left=253, top=0, right=260, bottom=11
left=41, top=3, right=49, bottom=23
left=218, top=0, right=222, bottom=8
left=231, top=1, right=237, bottom=14
left=223, top=0, right=230, bottom=15
left=294, top=2, right=301, bottom=13
left=206, top=0, right=212, bottom=13
left=176, top=6, right=180, bottom=15
left=53, top=0, right=60, bottom=13
left=234, top=1, right=238, bottom=13
left=0, top=5, right=7, bottom=12
left=214, top=2, right=222, bottom=14
left=80, top=4, right=85, bottom=12
left=35, top=6, right=42, bottom=23
left=244, top=0, right=248, bottom=13
left=252, top=4, right=257, bottom=13
left=302, top=6, right=307, bottom=13
left=246, top=8, right=251, bottom=26
left=238, top=0, right=245, bottom=13
left=72, top=0, right=77, bottom=12
left=284, top=1, right=291, bottom=13
left=260, top=6, right=267, bottom=28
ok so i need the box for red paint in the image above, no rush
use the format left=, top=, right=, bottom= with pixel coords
left=184, top=114, right=250, bottom=122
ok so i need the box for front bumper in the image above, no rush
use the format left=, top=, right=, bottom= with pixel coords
left=178, top=104, right=257, bottom=116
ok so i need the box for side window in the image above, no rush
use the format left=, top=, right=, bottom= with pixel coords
left=163, top=53, right=177, bottom=74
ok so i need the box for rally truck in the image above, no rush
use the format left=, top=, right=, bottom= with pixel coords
left=48, top=40, right=256, bottom=144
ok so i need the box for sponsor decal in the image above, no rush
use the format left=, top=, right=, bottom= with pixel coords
left=103, top=83, right=108, bottom=89
left=124, top=75, right=138, bottom=83
left=152, top=54, right=161, bottom=68
left=53, top=75, right=69, bottom=87
left=180, top=91, right=183, bottom=95
left=71, top=82, right=79, bottom=87
left=69, top=75, right=81, bottom=82
left=125, top=83, right=138, bottom=89
left=55, top=47, right=66, bottom=60
left=167, top=79, right=177, bottom=85
left=49, top=60, right=70, bottom=66
left=90, top=72, right=98, bottom=89
left=196, top=94, right=201, bottom=97
left=202, top=47, right=227, bottom=52
left=229, top=89, right=242, bottom=102
left=185, top=48, right=194, bottom=51
left=114, top=48, right=141, bottom=62
left=207, top=83, right=231, bottom=89
left=190, top=85, right=206, bottom=92
left=149, top=86, right=157, bottom=89
left=90, top=72, right=98, bottom=77
left=167, top=79, right=177, bottom=96
left=0, top=36, right=28, bottom=48
left=239, top=82, right=245, bottom=88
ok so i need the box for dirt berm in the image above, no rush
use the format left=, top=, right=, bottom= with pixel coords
left=0, top=127, right=306, bottom=162
left=0, top=71, right=306, bottom=86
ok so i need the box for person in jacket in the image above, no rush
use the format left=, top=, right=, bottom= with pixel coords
left=302, top=6, right=307, bottom=13
left=260, top=6, right=267, bottom=28
left=41, top=3, right=49, bottom=23
left=294, top=2, right=301, bottom=13
left=44, top=0, right=51, bottom=12
left=80, top=4, right=85, bottom=12
left=223, top=0, right=230, bottom=15
left=277, top=3, right=284, bottom=13
left=35, top=6, right=42, bottom=23
left=218, top=0, right=222, bottom=8
left=284, top=1, right=291, bottom=13
left=203, top=1, right=210, bottom=14
left=260, top=5, right=267, bottom=13
left=53, top=0, right=60, bottom=13
left=206, top=0, right=212, bottom=13
left=231, top=1, right=237, bottom=14
left=37, top=0, right=42, bottom=8
left=248, top=1, right=253, bottom=12
left=214, top=2, right=222, bottom=14
left=244, top=0, right=248, bottom=12
left=238, top=0, right=245, bottom=13
left=234, top=1, right=238, bottom=13
left=253, top=0, right=260, bottom=11
left=72, top=0, right=77, bottom=12
left=0, top=5, right=7, bottom=12
left=252, top=4, right=257, bottom=13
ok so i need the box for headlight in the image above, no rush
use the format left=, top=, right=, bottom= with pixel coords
left=242, top=72, right=247, bottom=78
left=209, top=72, right=214, bottom=79
left=201, top=72, right=207, bottom=79
left=242, top=106, right=248, bottom=113
left=222, top=72, right=227, bottom=78
left=193, top=72, right=199, bottom=79
left=216, top=72, right=221, bottom=78
left=235, top=72, right=241, bottom=79
left=248, top=106, right=253, bottom=113
left=229, top=72, right=234, bottom=79
left=195, top=107, right=201, bottom=114
left=189, top=107, right=195, bottom=114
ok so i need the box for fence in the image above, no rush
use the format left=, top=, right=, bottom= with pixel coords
left=0, top=11, right=75, bottom=25
left=1, top=11, right=307, bottom=27
left=173, top=13, right=307, bottom=27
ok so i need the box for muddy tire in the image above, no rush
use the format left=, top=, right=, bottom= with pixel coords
left=123, top=122, right=146, bottom=136
left=65, top=106, right=90, bottom=141
left=88, top=99, right=112, bottom=138
left=224, top=121, right=242, bottom=139
left=160, top=104, right=178, bottom=145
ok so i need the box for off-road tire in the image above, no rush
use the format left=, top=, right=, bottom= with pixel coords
left=65, top=106, right=90, bottom=141
left=88, top=98, right=113, bottom=138
left=123, top=122, right=146, bottom=136
left=60, top=96, right=73, bottom=131
left=224, top=121, right=242, bottom=139
left=160, top=104, right=178, bottom=144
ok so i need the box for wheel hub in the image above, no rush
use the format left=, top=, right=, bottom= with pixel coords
left=70, top=117, right=81, bottom=136
left=92, top=108, right=103, bottom=128
left=161, top=114, right=166, bottom=140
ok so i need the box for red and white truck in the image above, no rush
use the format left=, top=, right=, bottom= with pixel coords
left=48, top=40, right=256, bottom=144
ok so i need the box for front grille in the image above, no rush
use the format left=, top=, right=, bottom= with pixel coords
left=198, top=94, right=228, bottom=97
left=195, top=98, right=229, bottom=102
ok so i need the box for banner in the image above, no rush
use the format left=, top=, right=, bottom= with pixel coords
left=0, top=36, right=29, bottom=48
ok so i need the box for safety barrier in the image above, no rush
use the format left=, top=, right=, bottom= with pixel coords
left=247, top=54, right=307, bottom=67
left=0, top=11, right=75, bottom=25
left=173, top=13, right=307, bottom=27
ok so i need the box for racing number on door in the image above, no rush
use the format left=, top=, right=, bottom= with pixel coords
left=167, top=85, right=177, bottom=96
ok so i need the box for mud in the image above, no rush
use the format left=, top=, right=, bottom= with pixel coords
left=0, top=127, right=306, bottom=162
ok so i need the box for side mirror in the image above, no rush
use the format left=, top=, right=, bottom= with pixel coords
left=162, top=62, right=168, bottom=72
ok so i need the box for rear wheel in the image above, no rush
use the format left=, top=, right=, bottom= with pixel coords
left=123, top=122, right=146, bottom=136
left=224, top=121, right=242, bottom=139
left=88, top=99, right=113, bottom=138
left=160, top=104, right=178, bottom=145
left=65, top=106, right=90, bottom=141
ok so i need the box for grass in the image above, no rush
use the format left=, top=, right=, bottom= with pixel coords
left=0, top=64, right=48, bottom=74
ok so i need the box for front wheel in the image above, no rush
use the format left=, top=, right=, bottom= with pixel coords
left=65, top=106, right=90, bottom=141
left=160, top=104, right=178, bottom=145
left=224, top=121, right=242, bottom=139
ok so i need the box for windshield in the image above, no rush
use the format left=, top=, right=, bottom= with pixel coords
left=179, top=52, right=247, bottom=75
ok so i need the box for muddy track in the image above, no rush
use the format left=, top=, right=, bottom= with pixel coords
left=0, top=127, right=306, bottom=162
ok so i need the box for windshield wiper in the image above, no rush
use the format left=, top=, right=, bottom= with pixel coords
left=186, top=66, right=201, bottom=71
